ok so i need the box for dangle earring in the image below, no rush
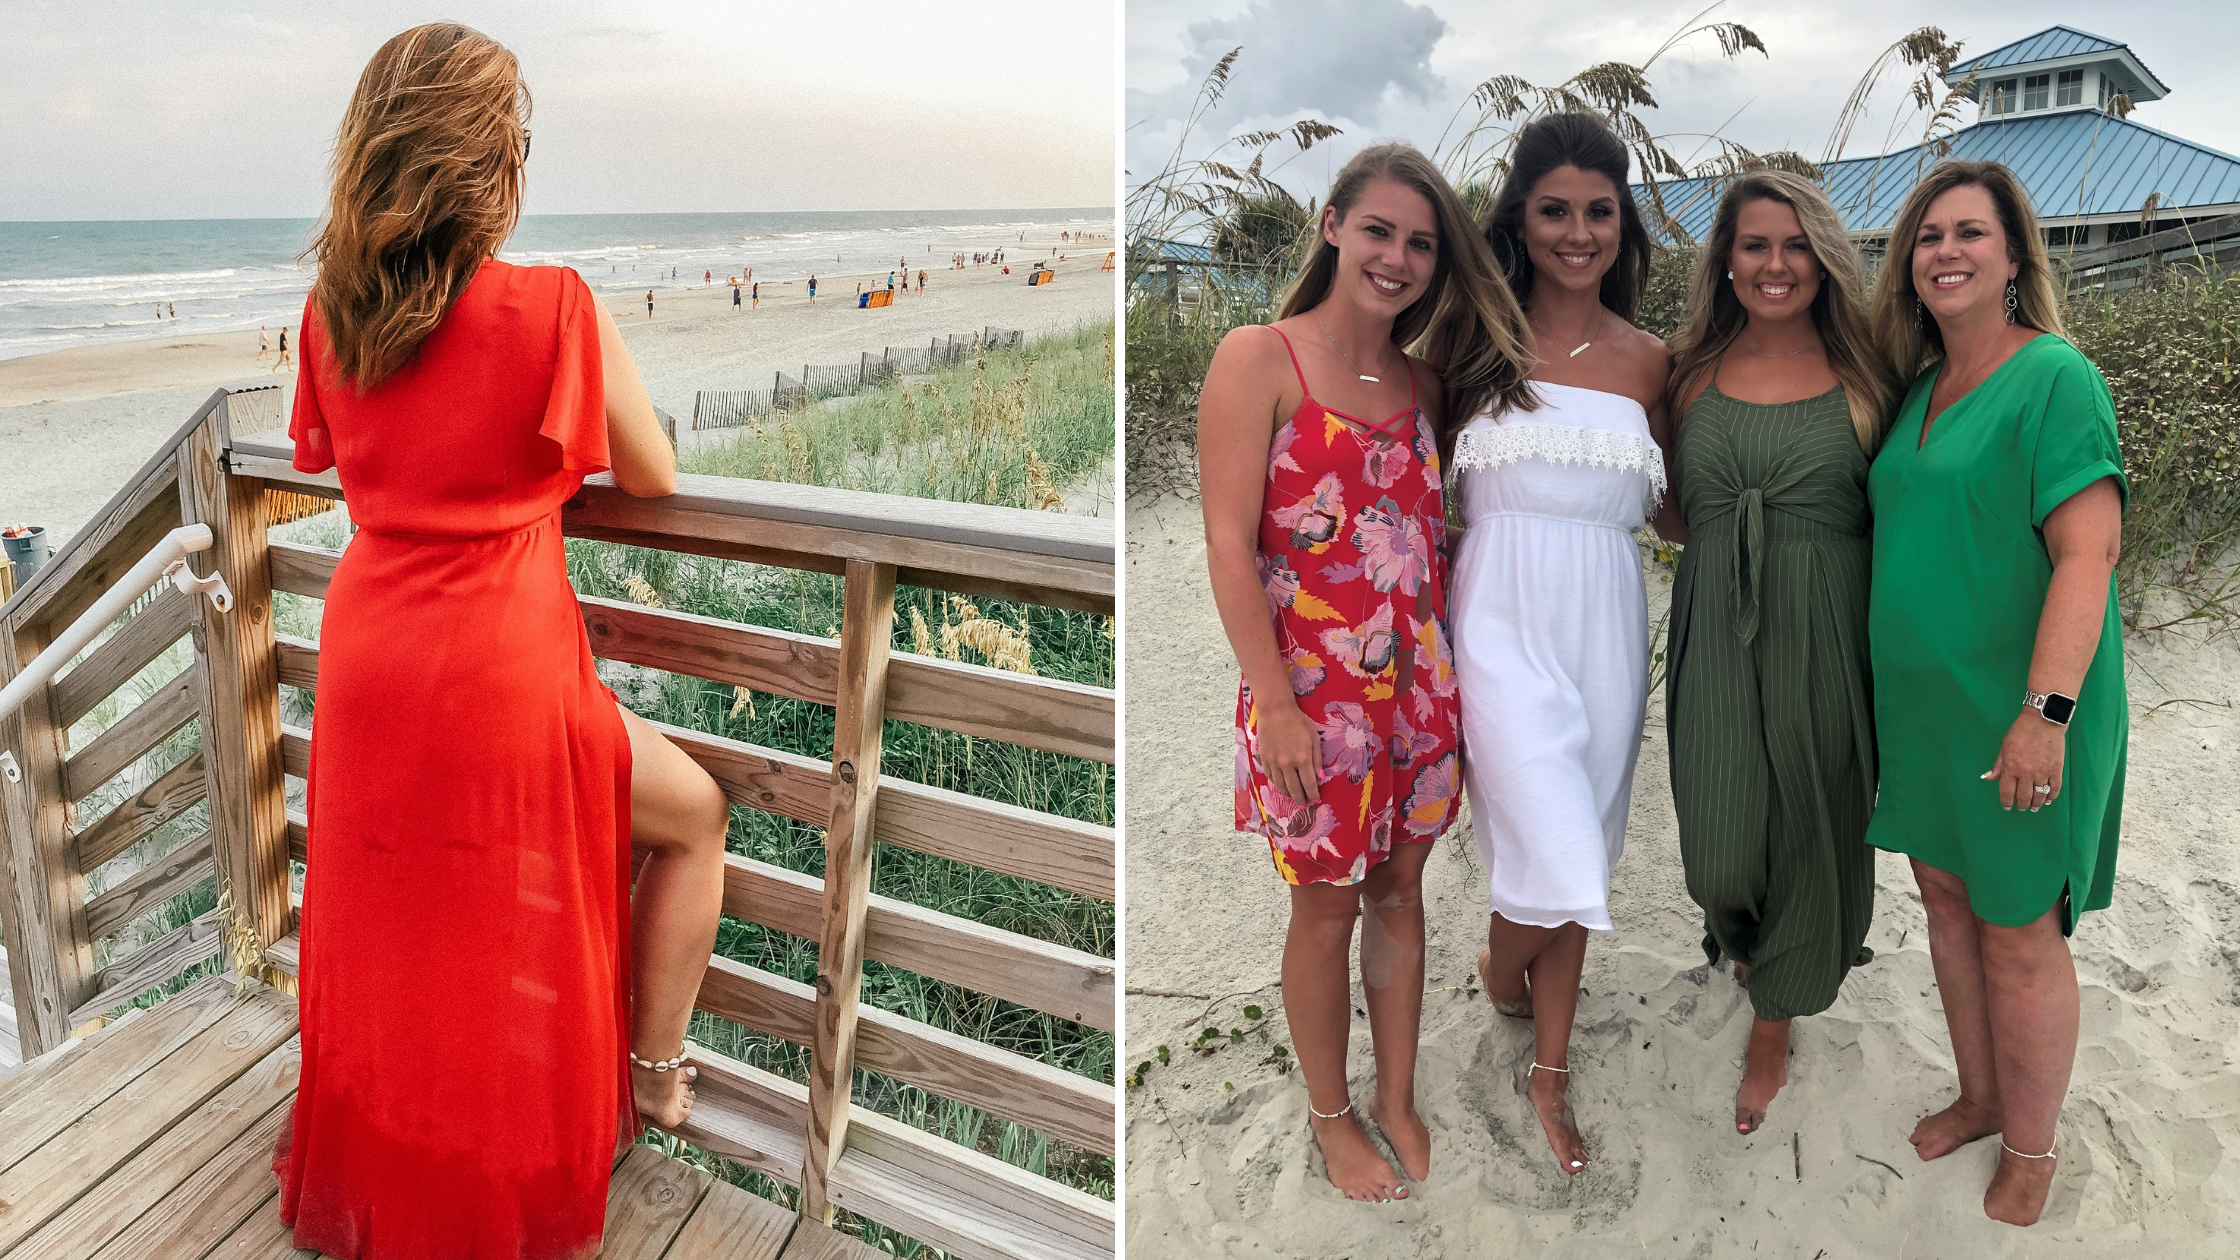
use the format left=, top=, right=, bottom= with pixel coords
left=2005, top=279, right=2019, bottom=324
left=1916, top=296, right=1927, bottom=330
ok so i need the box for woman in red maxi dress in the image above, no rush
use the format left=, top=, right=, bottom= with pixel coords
left=274, top=24, right=732, bottom=1259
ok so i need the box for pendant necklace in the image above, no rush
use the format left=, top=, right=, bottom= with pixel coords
left=1313, top=309, right=1382, bottom=383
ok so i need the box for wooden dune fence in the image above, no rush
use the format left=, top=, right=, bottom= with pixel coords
left=0, top=386, right=1117, bottom=1260
left=693, top=328, right=1027, bottom=430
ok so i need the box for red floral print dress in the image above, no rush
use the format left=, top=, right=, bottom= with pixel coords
left=1234, top=327, right=1462, bottom=885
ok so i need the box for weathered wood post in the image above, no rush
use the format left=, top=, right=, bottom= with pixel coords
left=801, top=558, right=897, bottom=1221
left=0, top=617, right=92, bottom=1056
left=179, top=403, right=292, bottom=991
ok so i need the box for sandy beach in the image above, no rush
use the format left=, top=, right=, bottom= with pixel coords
left=1122, top=491, right=2240, bottom=1258
left=0, top=234, right=1115, bottom=547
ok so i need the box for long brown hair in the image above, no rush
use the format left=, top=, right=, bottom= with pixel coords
left=1666, top=170, right=1900, bottom=451
left=1481, top=113, right=1653, bottom=322
left=1277, top=142, right=1537, bottom=441
left=308, top=23, right=530, bottom=391
left=1869, top=160, right=2064, bottom=381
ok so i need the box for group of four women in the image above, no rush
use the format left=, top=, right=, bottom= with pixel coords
left=1201, top=113, right=2128, bottom=1229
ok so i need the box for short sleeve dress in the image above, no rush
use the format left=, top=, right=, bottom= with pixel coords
left=275, top=260, right=635, bottom=1259
left=1865, top=334, right=2127, bottom=934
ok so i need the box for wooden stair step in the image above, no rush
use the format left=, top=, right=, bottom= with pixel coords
left=779, top=1218, right=890, bottom=1260
left=661, top=1175, right=797, bottom=1260
left=599, top=1145, right=713, bottom=1259
left=0, top=974, right=237, bottom=1164
left=0, top=984, right=297, bottom=1251
left=85, top=1097, right=294, bottom=1260
left=203, top=1201, right=316, bottom=1260
left=17, top=1035, right=300, bottom=1259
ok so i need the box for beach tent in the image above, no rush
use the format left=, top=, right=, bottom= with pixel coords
left=860, top=290, right=894, bottom=308
left=1101, top=252, right=1116, bottom=271
left=1028, top=269, right=1055, bottom=287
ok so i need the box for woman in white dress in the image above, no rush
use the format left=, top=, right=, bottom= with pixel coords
left=1451, top=112, right=1683, bottom=1175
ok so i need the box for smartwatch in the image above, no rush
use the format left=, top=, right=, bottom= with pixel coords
left=2024, top=690, right=2076, bottom=726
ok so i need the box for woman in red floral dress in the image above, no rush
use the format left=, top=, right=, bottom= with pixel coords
left=1199, top=143, right=1535, bottom=1203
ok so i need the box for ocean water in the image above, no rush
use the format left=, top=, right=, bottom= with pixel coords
left=0, top=208, right=1112, bottom=361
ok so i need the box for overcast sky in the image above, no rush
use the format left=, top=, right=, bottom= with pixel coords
left=1126, top=0, right=2240, bottom=203
left=3, top=0, right=1117, bottom=220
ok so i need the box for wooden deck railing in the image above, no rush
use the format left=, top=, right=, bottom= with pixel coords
left=0, top=387, right=1117, bottom=1260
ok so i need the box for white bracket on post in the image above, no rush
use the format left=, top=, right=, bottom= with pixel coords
left=164, top=559, right=232, bottom=613
left=0, top=749, right=17, bottom=783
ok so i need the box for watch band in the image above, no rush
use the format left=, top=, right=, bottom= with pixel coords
left=2023, top=689, right=2077, bottom=726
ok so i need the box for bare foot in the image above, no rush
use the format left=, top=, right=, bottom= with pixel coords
left=1984, top=1142, right=2057, bottom=1225
left=1733, top=1017, right=1790, bottom=1135
left=1368, top=1095, right=1431, bottom=1182
left=1308, top=1110, right=1408, bottom=1202
left=1909, top=1094, right=2002, bottom=1161
left=1477, top=948, right=1531, bottom=1020
left=1519, top=1063, right=1587, bottom=1174
left=633, top=1060, right=699, bottom=1129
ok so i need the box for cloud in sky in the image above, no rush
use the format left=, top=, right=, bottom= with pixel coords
left=1128, top=0, right=2240, bottom=208
left=1, top=0, right=1116, bottom=219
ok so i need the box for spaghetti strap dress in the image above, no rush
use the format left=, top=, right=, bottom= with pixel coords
left=1233, top=327, right=1462, bottom=886
left=275, top=260, right=635, bottom=1260
left=1664, top=368, right=1876, bottom=1020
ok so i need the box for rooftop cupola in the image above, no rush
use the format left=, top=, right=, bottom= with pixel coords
left=1944, top=26, right=2170, bottom=119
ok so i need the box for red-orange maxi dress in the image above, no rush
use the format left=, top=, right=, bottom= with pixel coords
left=275, top=260, right=635, bottom=1259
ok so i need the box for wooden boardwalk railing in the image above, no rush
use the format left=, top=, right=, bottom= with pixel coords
left=0, top=387, right=1117, bottom=1260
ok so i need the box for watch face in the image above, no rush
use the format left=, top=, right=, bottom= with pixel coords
left=2041, top=692, right=2077, bottom=725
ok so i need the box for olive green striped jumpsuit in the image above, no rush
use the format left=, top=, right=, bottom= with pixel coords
left=1665, top=378, right=1876, bottom=1022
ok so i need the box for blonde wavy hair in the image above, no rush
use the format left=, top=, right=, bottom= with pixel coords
left=1869, top=160, right=2065, bottom=381
left=1278, top=142, right=1538, bottom=445
left=308, top=23, right=530, bottom=391
left=1666, top=170, right=1900, bottom=451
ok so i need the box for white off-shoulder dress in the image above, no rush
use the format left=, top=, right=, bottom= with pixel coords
left=1449, top=382, right=1664, bottom=930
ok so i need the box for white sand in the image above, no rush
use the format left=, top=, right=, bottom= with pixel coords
left=1122, top=491, right=2240, bottom=1258
left=0, top=237, right=1116, bottom=547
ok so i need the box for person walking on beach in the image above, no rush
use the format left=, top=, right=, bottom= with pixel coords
left=808, top=275, right=817, bottom=303
left=646, top=289, right=654, bottom=319
left=704, top=269, right=712, bottom=286
left=732, top=283, right=741, bottom=312
left=1201, top=142, right=1534, bottom=1204
left=259, top=326, right=271, bottom=362
left=1862, top=161, right=2127, bottom=1228
left=752, top=281, right=759, bottom=309
left=272, top=326, right=292, bottom=373
left=277, top=24, right=727, bottom=1258
left=1661, top=170, right=1899, bottom=1138
left=918, top=268, right=928, bottom=293
left=1452, top=113, right=1677, bottom=1178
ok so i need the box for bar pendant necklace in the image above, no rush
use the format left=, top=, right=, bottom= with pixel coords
left=1314, top=309, right=1379, bottom=382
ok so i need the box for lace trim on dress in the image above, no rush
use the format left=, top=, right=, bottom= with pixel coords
left=1449, top=421, right=1668, bottom=506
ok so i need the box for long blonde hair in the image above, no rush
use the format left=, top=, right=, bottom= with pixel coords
left=1277, top=142, right=1537, bottom=444
left=1667, top=170, right=1899, bottom=451
left=1869, top=160, right=2065, bottom=381
left=308, top=23, right=530, bottom=391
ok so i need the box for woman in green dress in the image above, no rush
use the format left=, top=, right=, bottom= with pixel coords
left=1864, top=160, right=2127, bottom=1228
left=1663, top=171, right=1900, bottom=1137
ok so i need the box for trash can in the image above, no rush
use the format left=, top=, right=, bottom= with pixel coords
left=3, top=524, right=51, bottom=589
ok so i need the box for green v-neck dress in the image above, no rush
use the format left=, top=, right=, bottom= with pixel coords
left=1865, top=334, right=2127, bottom=934
left=1666, top=375, right=1876, bottom=1021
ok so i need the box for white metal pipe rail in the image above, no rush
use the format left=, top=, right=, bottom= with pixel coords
left=0, top=523, right=232, bottom=783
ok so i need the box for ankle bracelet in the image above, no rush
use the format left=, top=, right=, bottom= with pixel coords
left=2001, top=1141, right=2056, bottom=1160
left=1308, top=1100, right=1353, bottom=1120
left=631, top=1047, right=691, bottom=1073
left=1530, top=1062, right=1569, bottom=1076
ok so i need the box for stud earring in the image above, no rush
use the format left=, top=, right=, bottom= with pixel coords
left=1726, top=270, right=1734, bottom=280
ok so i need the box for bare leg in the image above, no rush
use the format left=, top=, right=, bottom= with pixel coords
left=618, top=706, right=730, bottom=1128
left=1522, top=922, right=1590, bottom=1173
left=1908, top=858, right=2006, bottom=1159
left=1284, top=879, right=1406, bottom=1202
left=1481, top=912, right=1555, bottom=1018
left=1978, top=905, right=2077, bottom=1226
left=1734, top=1017, right=1790, bottom=1134
left=1360, top=843, right=1433, bottom=1181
